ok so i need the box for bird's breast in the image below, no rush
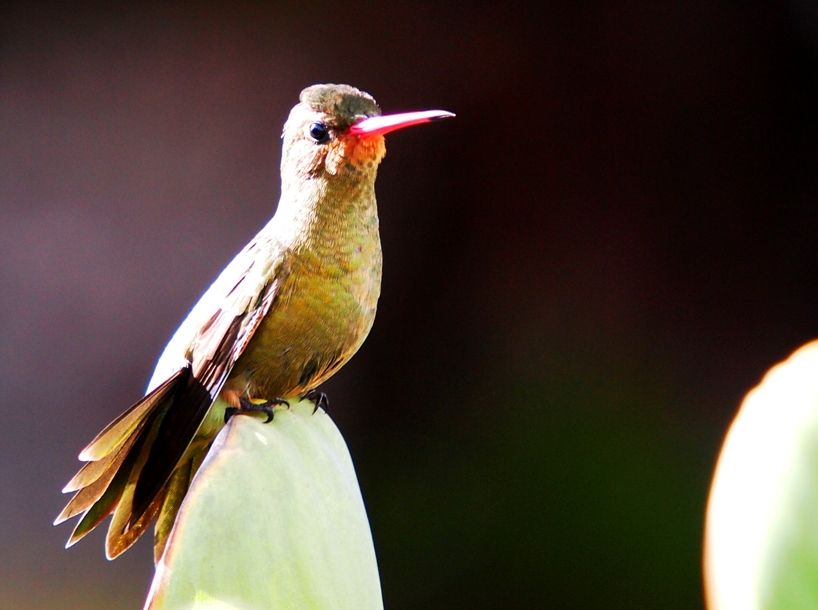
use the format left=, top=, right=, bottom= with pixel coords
left=230, top=228, right=382, bottom=399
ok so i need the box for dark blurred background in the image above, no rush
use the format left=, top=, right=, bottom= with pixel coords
left=2, top=2, right=817, bottom=608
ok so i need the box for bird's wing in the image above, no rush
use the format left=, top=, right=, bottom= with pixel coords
left=60, top=234, right=289, bottom=558
left=189, top=242, right=284, bottom=392
left=129, top=237, right=287, bottom=520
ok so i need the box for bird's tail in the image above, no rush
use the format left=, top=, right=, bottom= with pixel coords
left=55, top=366, right=214, bottom=561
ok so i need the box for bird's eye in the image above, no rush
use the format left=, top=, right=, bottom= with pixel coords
left=308, top=122, right=330, bottom=144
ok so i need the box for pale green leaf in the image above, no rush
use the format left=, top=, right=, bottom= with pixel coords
left=146, top=399, right=383, bottom=610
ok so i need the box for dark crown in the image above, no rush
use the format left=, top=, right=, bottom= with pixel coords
left=299, top=84, right=382, bottom=127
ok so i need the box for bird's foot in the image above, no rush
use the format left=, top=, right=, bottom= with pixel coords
left=224, top=397, right=290, bottom=424
left=303, top=389, right=329, bottom=414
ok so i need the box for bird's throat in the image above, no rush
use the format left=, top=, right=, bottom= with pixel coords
left=276, top=161, right=381, bottom=263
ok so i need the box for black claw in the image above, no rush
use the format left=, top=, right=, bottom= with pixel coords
left=303, top=389, right=329, bottom=414
left=225, top=397, right=289, bottom=424
left=260, top=406, right=275, bottom=424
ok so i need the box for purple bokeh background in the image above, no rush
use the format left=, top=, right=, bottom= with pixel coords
left=2, top=3, right=816, bottom=608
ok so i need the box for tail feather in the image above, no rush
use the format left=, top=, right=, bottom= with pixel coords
left=106, top=467, right=167, bottom=559
left=57, top=365, right=215, bottom=560
left=62, top=438, right=130, bottom=494
left=78, top=371, right=185, bottom=462
left=109, top=492, right=167, bottom=559
left=152, top=437, right=210, bottom=562
left=66, top=449, right=135, bottom=547
left=130, top=374, right=213, bottom=522
left=153, top=456, right=193, bottom=562
left=55, top=432, right=138, bottom=524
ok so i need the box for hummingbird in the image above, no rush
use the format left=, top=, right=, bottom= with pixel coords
left=54, top=83, right=454, bottom=561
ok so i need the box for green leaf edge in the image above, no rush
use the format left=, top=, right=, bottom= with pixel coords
left=145, top=399, right=383, bottom=610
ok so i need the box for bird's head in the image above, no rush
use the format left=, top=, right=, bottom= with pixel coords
left=281, top=84, right=453, bottom=184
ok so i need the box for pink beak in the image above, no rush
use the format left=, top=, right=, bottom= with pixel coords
left=348, top=109, right=455, bottom=137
